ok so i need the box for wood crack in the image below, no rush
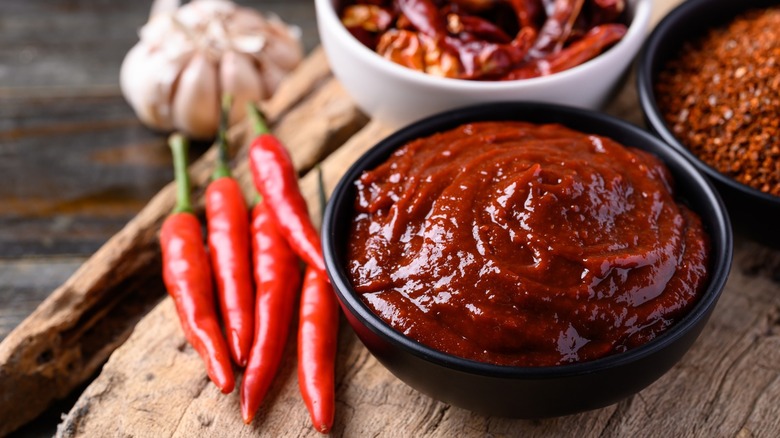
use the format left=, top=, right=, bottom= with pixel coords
left=422, top=404, right=450, bottom=435
left=702, top=329, right=762, bottom=421
left=170, top=377, right=210, bottom=437
left=599, top=397, right=632, bottom=437
left=734, top=376, right=778, bottom=435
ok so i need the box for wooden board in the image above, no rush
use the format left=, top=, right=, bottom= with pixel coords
left=55, top=77, right=780, bottom=435
left=2, top=0, right=780, bottom=436
left=58, top=32, right=780, bottom=438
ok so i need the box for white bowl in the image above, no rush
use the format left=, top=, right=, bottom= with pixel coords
left=315, top=0, right=652, bottom=128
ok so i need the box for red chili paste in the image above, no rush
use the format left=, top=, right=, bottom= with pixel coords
left=346, top=121, right=709, bottom=366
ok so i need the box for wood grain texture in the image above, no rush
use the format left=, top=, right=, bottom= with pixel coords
left=0, top=258, right=84, bottom=342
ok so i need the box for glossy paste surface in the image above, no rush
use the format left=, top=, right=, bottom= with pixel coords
left=347, top=121, right=709, bottom=366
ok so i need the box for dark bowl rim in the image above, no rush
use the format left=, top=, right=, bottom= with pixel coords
left=636, top=0, right=780, bottom=207
left=322, top=101, right=733, bottom=379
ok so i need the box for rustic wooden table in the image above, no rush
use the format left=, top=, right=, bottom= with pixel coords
left=2, top=0, right=779, bottom=437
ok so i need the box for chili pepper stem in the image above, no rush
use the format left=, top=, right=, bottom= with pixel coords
left=247, top=102, right=270, bottom=135
left=169, top=133, right=193, bottom=214
left=316, top=165, right=326, bottom=219
left=212, top=94, right=234, bottom=181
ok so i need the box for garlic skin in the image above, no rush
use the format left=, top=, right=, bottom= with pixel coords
left=172, top=52, right=220, bottom=139
left=220, top=50, right=265, bottom=128
left=120, top=0, right=303, bottom=139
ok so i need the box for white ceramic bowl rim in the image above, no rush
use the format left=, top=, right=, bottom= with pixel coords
left=316, top=0, right=652, bottom=90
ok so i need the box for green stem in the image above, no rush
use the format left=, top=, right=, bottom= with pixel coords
left=169, top=133, right=193, bottom=214
left=213, top=94, right=233, bottom=180
left=316, top=165, right=326, bottom=220
left=246, top=101, right=270, bottom=135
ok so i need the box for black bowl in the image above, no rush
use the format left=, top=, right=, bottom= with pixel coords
left=322, top=102, right=732, bottom=418
left=637, top=0, right=780, bottom=246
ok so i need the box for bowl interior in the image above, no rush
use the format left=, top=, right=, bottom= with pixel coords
left=323, top=102, right=732, bottom=378
left=317, top=0, right=652, bottom=91
left=637, top=0, right=780, bottom=208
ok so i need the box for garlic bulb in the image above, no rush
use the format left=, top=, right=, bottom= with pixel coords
left=120, top=0, right=303, bottom=139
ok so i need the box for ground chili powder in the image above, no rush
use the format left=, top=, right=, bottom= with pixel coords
left=655, top=6, right=780, bottom=196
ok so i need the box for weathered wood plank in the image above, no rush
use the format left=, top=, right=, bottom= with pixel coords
left=0, top=50, right=366, bottom=436
left=0, top=258, right=84, bottom=342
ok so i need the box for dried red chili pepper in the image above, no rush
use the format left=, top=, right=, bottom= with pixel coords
left=545, top=23, right=626, bottom=71
left=206, top=96, right=254, bottom=367
left=591, top=0, right=625, bottom=25
left=342, top=4, right=396, bottom=48
left=340, top=0, right=628, bottom=80
left=447, top=13, right=512, bottom=43
left=246, top=104, right=328, bottom=278
left=240, top=198, right=301, bottom=424
left=377, top=29, right=427, bottom=71
left=509, top=0, right=543, bottom=30
left=444, top=27, right=534, bottom=79
left=529, top=0, right=585, bottom=57
left=505, top=23, right=626, bottom=79
left=342, top=4, right=395, bottom=32
left=397, top=0, right=446, bottom=37
left=160, top=133, right=235, bottom=394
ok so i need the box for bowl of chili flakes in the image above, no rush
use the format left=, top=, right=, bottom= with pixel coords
left=316, top=0, right=652, bottom=128
left=638, top=0, right=780, bottom=246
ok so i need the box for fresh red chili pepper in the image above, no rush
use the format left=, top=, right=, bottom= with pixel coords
left=240, top=198, right=301, bottom=424
left=298, top=167, right=340, bottom=434
left=205, top=96, right=254, bottom=367
left=160, top=133, right=235, bottom=394
left=246, top=103, right=327, bottom=279
left=298, top=265, right=340, bottom=434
